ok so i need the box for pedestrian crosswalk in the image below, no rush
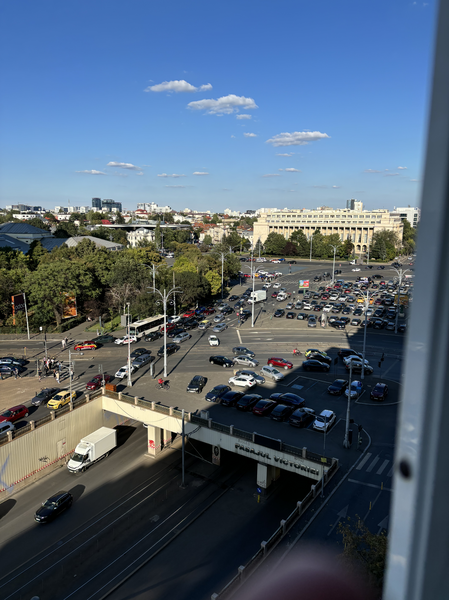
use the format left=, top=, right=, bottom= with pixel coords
left=355, top=452, right=395, bottom=478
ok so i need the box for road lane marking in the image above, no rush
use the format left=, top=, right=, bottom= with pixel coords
left=348, top=479, right=393, bottom=492
left=366, top=455, right=380, bottom=473
left=387, top=465, right=395, bottom=477
left=355, top=452, right=372, bottom=470
left=376, top=459, right=390, bottom=476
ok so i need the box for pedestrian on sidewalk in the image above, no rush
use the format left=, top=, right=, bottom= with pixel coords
left=56, top=371, right=60, bottom=384
left=14, top=367, right=19, bottom=379
left=65, top=336, right=69, bottom=348
left=62, top=338, right=66, bottom=349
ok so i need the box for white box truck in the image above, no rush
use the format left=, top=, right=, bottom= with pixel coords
left=68, top=427, right=117, bottom=473
left=248, top=290, right=267, bottom=304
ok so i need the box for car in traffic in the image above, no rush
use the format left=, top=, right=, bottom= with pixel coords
left=232, top=346, right=255, bottom=358
left=0, top=356, right=28, bottom=367
left=167, top=327, right=187, bottom=339
left=260, top=365, right=285, bottom=381
left=213, top=323, right=228, bottom=333
left=74, top=340, right=98, bottom=351
left=289, top=407, right=315, bottom=428
left=206, top=384, right=232, bottom=402
left=132, top=353, right=154, bottom=369
left=186, top=375, right=208, bottom=393
left=31, top=387, right=60, bottom=406
left=47, top=390, right=77, bottom=409
left=327, top=379, right=348, bottom=396
left=144, top=331, right=163, bottom=342
left=370, top=382, right=389, bottom=401
left=115, top=365, right=137, bottom=379
left=157, top=343, right=180, bottom=357
left=130, top=348, right=148, bottom=358
left=233, top=355, right=259, bottom=367
left=0, top=404, right=29, bottom=423
left=345, top=380, right=363, bottom=399
left=198, top=320, right=211, bottom=330
left=252, top=399, right=278, bottom=416
left=304, top=349, right=328, bottom=359
left=313, top=409, right=336, bottom=432
left=307, top=353, right=332, bottom=365
left=173, top=332, right=192, bottom=344
left=93, top=334, right=116, bottom=344
left=85, top=374, right=113, bottom=391
left=209, top=355, right=234, bottom=368
left=267, top=357, right=293, bottom=370
left=270, top=404, right=294, bottom=422
left=208, top=335, right=220, bottom=346
left=34, top=491, right=73, bottom=523
left=302, top=359, right=330, bottom=372
left=114, top=335, right=138, bottom=345
left=228, top=375, right=257, bottom=389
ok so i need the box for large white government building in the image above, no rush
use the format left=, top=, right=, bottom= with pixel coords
left=253, top=203, right=404, bottom=254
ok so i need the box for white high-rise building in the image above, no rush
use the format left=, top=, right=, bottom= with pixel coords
left=392, top=206, right=421, bottom=228
left=346, top=198, right=364, bottom=211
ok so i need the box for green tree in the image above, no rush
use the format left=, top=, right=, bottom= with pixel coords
left=310, top=229, right=325, bottom=259
left=340, top=238, right=354, bottom=258
left=203, top=234, right=212, bottom=245
left=115, top=212, right=125, bottom=224
left=283, top=241, right=298, bottom=256
left=371, top=230, right=398, bottom=261
left=173, top=256, right=197, bottom=274
left=289, top=230, right=310, bottom=257
left=26, top=218, right=50, bottom=231
left=264, top=232, right=287, bottom=255
left=44, top=212, right=57, bottom=223
left=211, top=213, right=221, bottom=224
left=176, top=272, right=210, bottom=307
left=204, top=270, right=222, bottom=295
left=27, top=241, right=49, bottom=270
left=402, top=220, right=417, bottom=254
left=221, top=231, right=242, bottom=251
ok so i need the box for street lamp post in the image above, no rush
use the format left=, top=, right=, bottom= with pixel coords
left=127, top=302, right=132, bottom=387
left=330, top=245, right=338, bottom=286
left=309, top=234, right=313, bottom=262
left=216, top=249, right=234, bottom=300
left=151, top=285, right=182, bottom=377
left=343, top=362, right=353, bottom=448
left=392, top=266, right=410, bottom=333
left=243, top=258, right=256, bottom=328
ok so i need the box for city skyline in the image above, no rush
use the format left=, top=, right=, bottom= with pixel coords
left=0, top=1, right=436, bottom=211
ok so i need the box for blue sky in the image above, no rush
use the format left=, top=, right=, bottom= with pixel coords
left=0, top=0, right=437, bottom=213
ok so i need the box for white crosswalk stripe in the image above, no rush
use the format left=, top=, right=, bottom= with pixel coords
left=356, top=452, right=372, bottom=470
left=366, top=455, right=380, bottom=473
left=376, top=459, right=390, bottom=475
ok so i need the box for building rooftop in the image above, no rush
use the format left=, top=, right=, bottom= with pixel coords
left=0, top=235, right=30, bottom=254
left=0, top=222, right=51, bottom=235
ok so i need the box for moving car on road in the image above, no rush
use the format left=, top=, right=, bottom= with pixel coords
left=209, top=355, right=234, bottom=368
left=208, top=335, right=220, bottom=346
left=0, top=404, right=29, bottom=423
left=47, top=390, right=77, bottom=409
left=213, top=323, right=228, bottom=333
left=232, top=346, right=256, bottom=358
left=85, top=374, right=113, bottom=391
left=114, top=335, right=138, bottom=345
left=94, top=334, right=116, bottom=344
left=302, top=359, right=330, bottom=372
left=233, top=355, right=259, bottom=367
left=132, top=354, right=154, bottom=369
left=74, top=340, right=98, bottom=351
left=31, top=387, right=60, bottom=406
left=157, top=343, right=180, bottom=357
left=115, top=365, right=136, bottom=379
left=267, top=357, right=293, bottom=370
left=35, top=491, right=73, bottom=523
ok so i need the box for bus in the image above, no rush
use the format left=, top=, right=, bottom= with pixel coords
left=129, top=315, right=165, bottom=339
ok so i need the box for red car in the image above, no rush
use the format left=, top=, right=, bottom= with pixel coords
left=271, top=292, right=278, bottom=298
left=74, top=340, right=98, bottom=351
left=85, top=374, right=113, bottom=391
left=204, top=307, right=216, bottom=315
left=160, top=322, right=176, bottom=333
left=0, top=404, right=29, bottom=423
left=267, top=357, right=293, bottom=370
left=182, top=310, right=196, bottom=318
left=252, top=399, right=278, bottom=416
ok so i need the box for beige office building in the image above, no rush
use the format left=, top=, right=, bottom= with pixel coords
left=253, top=208, right=403, bottom=254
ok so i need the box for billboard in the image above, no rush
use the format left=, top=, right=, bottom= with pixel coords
left=298, top=280, right=310, bottom=289
left=11, top=294, right=26, bottom=313
left=62, top=294, right=77, bottom=319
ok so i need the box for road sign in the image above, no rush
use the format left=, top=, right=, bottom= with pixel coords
left=257, top=487, right=262, bottom=494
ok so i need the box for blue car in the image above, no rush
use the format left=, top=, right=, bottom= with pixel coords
left=205, top=384, right=231, bottom=402
left=345, top=380, right=363, bottom=399
left=195, top=306, right=206, bottom=315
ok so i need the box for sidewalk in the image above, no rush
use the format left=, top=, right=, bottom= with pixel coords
left=0, top=320, right=126, bottom=343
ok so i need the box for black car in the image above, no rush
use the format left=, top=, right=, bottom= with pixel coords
left=221, top=306, right=234, bottom=315
left=236, top=393, right=263, bottom=411
left=286, top=312, right=296, bottom=319
left=289, top=408, right=315, bottom=428
left=94, top=334, right=116, bottom=344
left=327, top=379, right=348, bottom=395
left=130, top=347, right=149, bottom=358
left=398, top=323, right=407, bottom=333
left=31, top=387, right=60, bottom=406
left=370, top=382, right=389, bottom=401
left=274, top=309, right=285, bottom=318
left=0, top=365, right=26, bottom=377
left=252, top=399, right=278, bottom=416
left=144, top=331, right=163, bottom=342
left=302, top=359, right=330, bottom=372
left=347, top=362, right=374, bottom=375
left=232, top=347, right=255, bottom=358
left=220, top=390, right=246, bottom=407
left=330, top=320, right=346, bottom=330
left=373, top=319, right=385, bottom=329
left=183, top=320, right=199, bottom=330
left=209, top=355, right=234, bottom=368
left=288, top=260, right=297, bottom=264
left=229, top=295, right=239, bottom=301
left=0, top=356, right=28, bottom=367
left=167, top=327, right=187, bottom=338
left=269, top=392, right=305, bottom=408
left=334, top=269, right=342, bottom=275
left=296, top=312, right=308, bottom=320
left=34, top=491, right=73, bottom=523
left=270, top=404, right=294, bottom=422
left=308, top=353, right=332, bottom=365
left=157, top=343, right=180, bottom=357
left=206, top=384, right=232, bottom=402
left=338, top=348, right=363, bottom=358
left=187, top=375, right=208, bottom=393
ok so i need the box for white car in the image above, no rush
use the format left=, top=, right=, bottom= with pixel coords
left=313, top=409, right=336, bottom=432
left=271, top=260, right=281, bottom=264
left=343, top=355, right=370, bottom=367
left=208, top=335, right=220, bottom=346
left=233, top=355, right=259, bottom=367
left=352, top=268, right=361, bottom=272
left=286, top=303, right=294, bottom=310
left=235, top=370, right=265, bottom=384
left=329, top=294, right=339, bottom=301
left=214, top=314, right=225, bottom=323
left=345, top=381, right=363, bottom=399
left=303, top=302, right=312, bottom=310
left=275, top=271, right=283, bottom=276
left=273, top=282, right=281, bottom=289
left=114, top=335, right=138, bottom=345
left=173, top=332, right=191, bottom=344
left=228, top=375, right=257, bottom=388
left=115, top=364, right=136, bottom=379
left=168, top=315, right=182, bottom=324
left=260, top=365, right=285, bottom=381
left=264, top=282, right=272, bottom=289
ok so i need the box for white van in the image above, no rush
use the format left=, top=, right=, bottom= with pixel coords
left=0, top=421, right=15, bottom=439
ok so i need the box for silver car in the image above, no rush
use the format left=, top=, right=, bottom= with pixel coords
left=233, top=355, right=259, bottom=367
left=214, top=314, right=225, bottom=323
left=213, top=323, right=228, bottom=333
left=235, top=369, right=265, bottom=384
left=131, top=354, right=153, bottom=369
left=173, top=332, right=192, bottom=344
left=260, top=365, right=285, bottom=381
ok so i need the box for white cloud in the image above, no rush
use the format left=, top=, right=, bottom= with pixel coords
left=262, top=174, right=281, bottom=178
left=165, top=185, right=186, bottom=188
left=193, top=171, right=209, bottom=176
left=364, top=169, right=382, bottom=173
left=266, top=131, right=329, bottom=147
left=332, top=185, right=341, bottom=188
left=136, top=172, right=144, bottom=176
left=157, top=173, right=186, bottom=178
left=312, top=185, right=328, bottom=189
left=276, top=153, right=294, bottom=157
left=187, top=94, right=258, bottom=115
left=236, top=114, right=252, bottom=120
left=244, top=132, right=257, bottom=138
left=107, top=161, right=141, bottom=171
left=385, top=173, right=399, bottom=177
left=397, top=166, right=408, bottom=170
left=231, top=135, right=236, bottom=138
left=145, top=80, right=212, bottom=93
left=76, top=170, right=107, bottom=175
left=279, top=168, right=301, bottom=173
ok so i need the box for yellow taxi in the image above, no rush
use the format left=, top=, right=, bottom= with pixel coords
left=73, top=340, right=98, bottom=351
left=47, top=390, right=77, bottom=409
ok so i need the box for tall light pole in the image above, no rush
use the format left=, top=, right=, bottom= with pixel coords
left=215, top=249, right=234, bottom=300
left=309, top=234, right=313, bottom=262
left=355, top=288, right=377, bottom=380
left=330, top=245, right=338, bottom=286
left=127, top=302, right=132, bottom=387
left=343, top=362, right=353, bottom=448
left=151, top=285, right=182, bottom=377
left=392, top=266, right=410, bottom=333
left=243, top=258, right=256, bottom=328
